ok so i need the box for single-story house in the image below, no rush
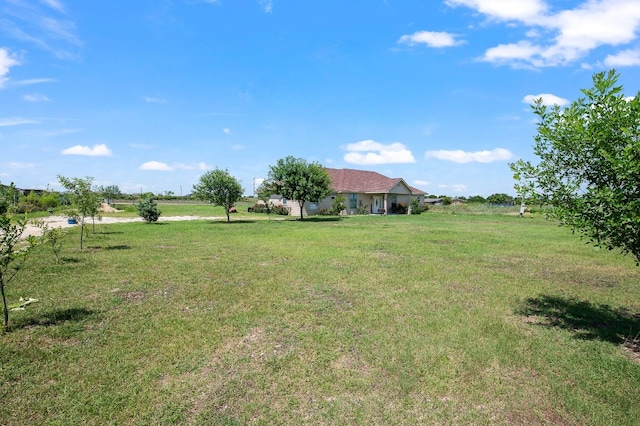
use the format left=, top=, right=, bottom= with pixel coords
left=271, top=168, right=427, bottom=217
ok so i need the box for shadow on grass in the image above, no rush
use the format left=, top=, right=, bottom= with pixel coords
left=86, top=244, right=132, bottom=250
left=518, top=294, right=640, bottom=345
left=208, top=220, right=258, bottom=225
left=11, top=307, right=98, bottom=330
left=296, top=217, right=343, bottom=223
left=94, top=231, right=124, bottom=235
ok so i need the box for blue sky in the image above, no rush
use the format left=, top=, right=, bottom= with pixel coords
left=2, top=0, right=640, bottom=197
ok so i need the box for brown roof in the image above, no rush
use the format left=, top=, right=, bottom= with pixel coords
left=325, top=168, right=425, bottom=195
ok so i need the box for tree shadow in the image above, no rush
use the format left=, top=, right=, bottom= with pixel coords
left=94, top=231, right=124, bottom=235
left=297, top=217, right=342, bottom=222
left=517, top=294, right=640, bottom=345
left=86, top=245, right=131, bottom=250
left=11, top=307, right=98, bottom=330
left=208, top=220, right=258, bottom=225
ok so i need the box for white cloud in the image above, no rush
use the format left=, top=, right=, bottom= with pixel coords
left=0, top=48, right=20, bottom=88
left=144, top=96, right=167, bottom=103
left=604, top=48, right=640, bottom=67
left=3, top=1, right=82, bottom=59
left=139, top=161, right=173, bottom=171
left=41, top=0, right=65, bottom=13
left=523, top=93, right=570, bottom=106
left=414, top=180, right=430, bottom=186
left=61, top=143, right=112, bottom=157
left=445, top=0, right=547, bottom=22
left=174, top=162, right=211, bottom=171
left=139, top=161, right=209, bottom=172
left=12, top=78, right=57, bottom=87
left=343, top=140, right=416, bottom=165
left=223, top=127, right=231, bottom=134
left=260, top=0, right=273, bottom=13
left=398, top=31, right=464, bottom=48
left=482, top=41, right=544, bottom=67
left=24, top=93, right=51, bottom=102
left=449, top=0, right=640, bottom=68
left=425, top=148, right=514, bottom=163
left=0, top=117, right=37, bottom=127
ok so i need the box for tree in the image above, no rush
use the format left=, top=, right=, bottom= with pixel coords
left=1, top=214, right=37, bottom=331
left=511, top=69, right=640, bottom=263
left=467, top=195, right=487, bottom=204
left=256, top=180, right=278, bottom=220
left=99, top=185, right=122, bottom=205
left=58, top=176, right=102, bottom=249
left=135, top=196, right=161, bottom=223
left=0, top=182, right=19, bottom=213
left=486, top=193, right=514, bottom=206
left=192, top=169, right=243, bottom=222
left=267, top=156, right=332, bottom=220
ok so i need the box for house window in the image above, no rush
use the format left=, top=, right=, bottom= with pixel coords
left=391, top=195, right=398, bottom=205
left=349, top=193, right=357, bottom=209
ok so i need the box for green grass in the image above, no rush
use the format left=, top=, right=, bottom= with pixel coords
left=2, top=212, right=639, bottom=424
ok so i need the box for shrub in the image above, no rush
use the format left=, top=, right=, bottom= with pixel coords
left=330, top=194, right=346, bottom=215
left=272, top=205, right=290, bottom=216
left=410, top=198, right=425, bottom=215
left=250, top=203, right=268, bottom=213
left=135, top=197, right=161, bottom=223
left=249, top=203, right=289, bottom=216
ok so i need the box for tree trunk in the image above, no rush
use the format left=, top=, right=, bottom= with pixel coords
left=1, top=276, right=8, bottom=331
left=80, top=220, right=85, bottom=250
left=299, top=201, right=304, bottom=220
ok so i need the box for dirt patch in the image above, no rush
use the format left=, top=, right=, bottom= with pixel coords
left=100, top=203, right=119, bottom=213
left=20, top=214, right=224, bottom=239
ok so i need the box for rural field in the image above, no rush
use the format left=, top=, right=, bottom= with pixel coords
left=1, top=204, right=639, bottom=425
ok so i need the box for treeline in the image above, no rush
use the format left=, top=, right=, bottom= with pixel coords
left=424, top=193, right=519, bottom=205
left=0, top=182, right=256, bottom=215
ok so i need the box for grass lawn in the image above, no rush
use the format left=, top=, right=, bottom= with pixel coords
left=2, top=210, right=639, bottom=424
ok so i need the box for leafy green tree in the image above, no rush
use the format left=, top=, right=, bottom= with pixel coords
left=136, top=196, right=161, bottom=223
left=467, top=195, right=486, bottom=204
left=511, top=69, right=640, bottom=263
left=486, top=193, right=514, bottom=205
left=1, top=214, right=37, bottom=331
left=39, top=223, right=65, bottom=264
left=256, top=180, right=278, bottom=220
left=99, top=185, right=122, bottom=205
left=0, top=182, right=19, bottom=212
left=58, top=176, right=102, bottom=249
left=267, top=156, right=332, bottom=220
left=192, top=169, right=244, bottom=222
